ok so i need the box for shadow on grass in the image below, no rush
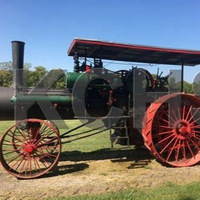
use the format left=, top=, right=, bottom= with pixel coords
left=38, top=148, right=153, bottom=179
left=41, top=163, right=89, bottom=179
left=60, top=147, right=154, bottom=167
left=178, top=196, right=196, bottom=200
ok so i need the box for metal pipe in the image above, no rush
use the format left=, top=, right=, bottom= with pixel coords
left=11, top=95, right=72, bottom=105
left=12, top=41, right=25, bottom=89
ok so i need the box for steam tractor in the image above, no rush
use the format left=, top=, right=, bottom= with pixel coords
left=1, top=38, right=200, bottom=179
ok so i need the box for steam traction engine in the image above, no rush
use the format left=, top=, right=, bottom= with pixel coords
left=1, top=39, right=200, bottom=179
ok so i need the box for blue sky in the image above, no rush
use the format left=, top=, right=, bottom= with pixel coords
left=1, top=0, right=200, bottom=82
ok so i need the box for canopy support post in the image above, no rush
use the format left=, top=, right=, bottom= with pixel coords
left=181, top=63, right=184, bottom=92
left=84, top=48, right=87, bottom=65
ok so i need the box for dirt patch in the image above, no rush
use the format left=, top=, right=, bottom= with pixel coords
left=1, top=148, right=200, bottom=199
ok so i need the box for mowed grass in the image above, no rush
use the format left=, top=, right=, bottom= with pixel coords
left=0, top=121, right=14, bottom=133
left=53, top=181, right=200, bottom=200
left=0, top=120, right=112, bottom=153
left=59, top=119, right=111, bottom=153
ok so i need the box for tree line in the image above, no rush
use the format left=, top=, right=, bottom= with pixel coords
left=0, top=62, right=65, bottom=88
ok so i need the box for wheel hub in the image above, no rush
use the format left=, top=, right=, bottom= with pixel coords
left=23, top=143, right=36, bottom=154
left=174, top=121, right=191, bottom=140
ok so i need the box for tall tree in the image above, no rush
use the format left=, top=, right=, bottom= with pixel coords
left=26, top=66, right=47, bottom=87
left=0, top=61, right=12, bottom=71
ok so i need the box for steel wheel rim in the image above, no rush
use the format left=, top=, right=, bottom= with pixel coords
left=143, top=93, right=200, bottom=167
left=0, top=119, right=61, bottom=179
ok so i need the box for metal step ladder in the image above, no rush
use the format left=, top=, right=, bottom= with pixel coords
left=109, top=117, right=130, bottom=148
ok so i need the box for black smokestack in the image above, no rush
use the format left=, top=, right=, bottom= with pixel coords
left=12, top=41, right=25, bottom=89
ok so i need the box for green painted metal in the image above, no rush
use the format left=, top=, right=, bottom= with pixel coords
left=11, top=95, right=72, bottom=105
left=66, top=72, right=82, bottom=88
left=65, top=71, right=118, bottom=90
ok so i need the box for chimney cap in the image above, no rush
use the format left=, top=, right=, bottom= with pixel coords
left=11, top=41, right=25, bottom=44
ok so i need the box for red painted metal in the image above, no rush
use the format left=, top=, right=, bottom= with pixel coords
left=0, top=119, right=61, bottom=179
left=68, top=38, right=200, bottom=55
left=68, top=38, right=200, bottom=66
left=142, top=93, right=200, bottom=167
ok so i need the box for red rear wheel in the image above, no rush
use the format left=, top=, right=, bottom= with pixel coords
left=0, top=119, right=61, bottom=179
left=142, top=93, right=200, bottom=167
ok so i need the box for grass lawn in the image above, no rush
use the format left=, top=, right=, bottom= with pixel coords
left=59, top=119, right=112, bottom=152
left=0, top=119, right=112, bottom=153
left=53, top=181, right=200, bottom=200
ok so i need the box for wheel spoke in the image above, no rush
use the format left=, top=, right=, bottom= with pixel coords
left=171, top=109, right=179, bottom=121
left=38, top=124, right=49, bottom=136
left=160, top=117, right=171, bottom=125
left=29, top=157, right=32, bottom=177
left=191, top=117, right=200, bottom=127
left=175, top=140, right=181, bottom=162
left=3, top=141, right=23, bottom=147
left=12, top=135, right=26, bottom=145
left=185, top=105, right=193, bottom=121
left=32, top=155, right=41, bottom=173
left=7, top=153, right=23, bottom=165
left=36, top=148, right=57, bottom=158
left=34, top=152, right=51, bottom=168
left=36, top=137, right=58, bottom=148
left=163, top=109, right=176, bottom=123
left=192, top=135, right=200, bottom=141
left=191, top=123, right=200, bottom=128
left=16, top=128, right=29, bottom=143
left=190, top=138, right=200, bottom=151
left=15, top=155, right=26, bottom=171
left=19, top=159, right=27, bottom=174
left=182, top=105, right=186, bottom=120
left=166, top=138, right=179, bottom=162
left=177, top=105, right=181, bottom=120
left=182, top=141, right=187, bottom=160
left=33, top=129, right=57, bottom=146
left=186, top=139, right=195, bottom=158
left=158, top=133, right=175, bottom=145
left=37, top=144, right=59, bottom=153
left=159, top=137, right=176, bottom=154
left=188, top=107, right=200, bottom=122
left=10, top=155, right=25, bottom=171
left=157, top=130, right=174, bottom=136
left=3, top=147, right=23, bottom=156
left=158, top=125, right=173, bottom=130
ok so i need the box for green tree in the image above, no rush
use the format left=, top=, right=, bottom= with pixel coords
left=0, top=62, right=13, bottom=87
left=0, top=61, right=12, bottom=71
left=183, top=81, right=194, bottom=93
left=0, top=70, right=13, bottom=86
left=26, top=66, right=47, bottom=87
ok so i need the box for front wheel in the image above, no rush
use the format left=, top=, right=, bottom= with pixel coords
left=0, top=119, right=61, bottom=179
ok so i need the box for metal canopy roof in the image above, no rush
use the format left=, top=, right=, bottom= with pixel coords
left=68, top=38, right=200, bottom=66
